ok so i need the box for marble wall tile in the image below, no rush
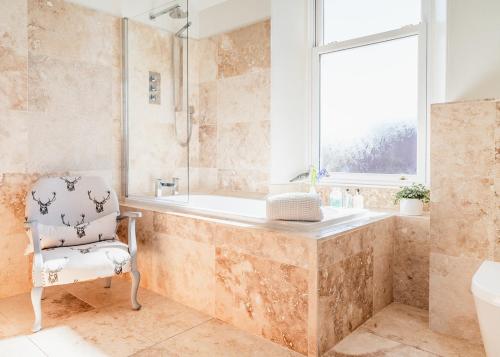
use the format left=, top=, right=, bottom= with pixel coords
left=217, top=121, right=270, bottom=171
left=394, top=216, right=430, bottom=310
left=199, top=125, right=217, bottom=168
left=0, top=0, right=28, bottom=111
left=28, top=55, right=113, bottom=116
left=495, top=102, right=500, bottom=262
left=217, top=168, right=269, bottom=193
left=430, top=100, right=499, bottom=342
left=198, top=38, right=218, bottom=83
left=28, top=0, right=120, bottom=68
left=317, top=218, right=394, bottom=355
left=27, top=111, right=113, bottom=173
left=216, top=70, right=270, bottom=124
left=153, top=212, right=216, bottom=245
left=372, top=219, right=395, bottom=313
left=216, top=20, right=271, bottom=79
left=429, top=253, right=483, bottom=342
left=318, top=249, right=374, bottom=355
left=199, top=81, right=217, bottom=125
left=155, top=233, right=215, bottom=315
left=215, top=246, right=308, bottom=355
left=0, top=173, right=43, bottom=298
left=0, top=111, right=29, bottom=173
left=215, top=224, right=311, bottom=269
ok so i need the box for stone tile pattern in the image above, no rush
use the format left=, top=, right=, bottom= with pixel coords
left=328, top=303, right=485, bottom=357
left=393, top=216, right=430, bottom=310
left=120, top=204, right=311, bottom=355
left=127, top=20, right=193, bottom=196
left=316, top=217, right=395, bottom=355
left=0, top=0, right=122, bottom=299
left=189, top=20, right=271, bottom=194
left=120, top=205, right=395, bottom=356
left=0, top=280, right=302, bottom=357
left=430, top=100, right=500, bottom=342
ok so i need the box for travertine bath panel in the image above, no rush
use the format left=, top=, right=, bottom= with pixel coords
left=120, top=204, right=395, bottom=356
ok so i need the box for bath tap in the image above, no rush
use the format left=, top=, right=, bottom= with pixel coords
left=155, top=178, right=179, bottom=197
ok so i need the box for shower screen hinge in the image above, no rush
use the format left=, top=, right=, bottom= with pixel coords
left=149, top=71, right=161, bottom=104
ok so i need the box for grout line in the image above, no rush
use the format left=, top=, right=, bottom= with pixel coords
left=26, top=336, right=49, bottom=357
left=128, top=317, right=215, bottom=357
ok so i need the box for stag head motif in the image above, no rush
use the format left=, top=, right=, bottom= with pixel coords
left=61, top=214, right=89, bottom=238
left=106, top=252, right=129, bottom=275
left=60, top=176, right=81, bottom=191
left=47, top=266, right=63, bottom=284
left=88, top=190, right=111, bottom=213
left=31, top=191, right=56, bottom=215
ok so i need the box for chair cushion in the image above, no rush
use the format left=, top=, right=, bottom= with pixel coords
left=25, top=176, right=120, bottom=248
left=39, top=240, right=131, bottom=287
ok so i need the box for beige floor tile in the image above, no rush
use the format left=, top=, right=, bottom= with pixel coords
left=132, top=319, right=302, bottom=357
left=29, top=325, right=109, bottom=357
left=62, top=278, right=156, bottom=309
left=0, top=335, right=46, bottom=356
left=361, top=303, right=486, bottom=357
left=0, top=286, right=93, bottom=332
left=328, top=328, right=437, bottom=356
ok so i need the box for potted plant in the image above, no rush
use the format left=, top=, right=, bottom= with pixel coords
left=393, top=183, right=430, bottom=216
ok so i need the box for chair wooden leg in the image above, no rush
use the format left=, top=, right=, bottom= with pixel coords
left=40, top=287, right=46, bottom=300
left=31, top=287, right=43, bottom=332
left=131, top=270, right=141, bottom=310
left=104, top=277, right=112, bottom=289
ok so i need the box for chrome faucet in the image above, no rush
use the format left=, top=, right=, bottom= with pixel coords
left=155, top=178, right=179, bottom=197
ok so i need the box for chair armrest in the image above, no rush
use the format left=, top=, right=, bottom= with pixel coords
left=25, top=220, right=44, bottom=287
left=117, top=212, right=141, bottom=271
left=117, top=211, right=142, bottom=221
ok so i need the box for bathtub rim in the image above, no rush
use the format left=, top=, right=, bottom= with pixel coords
left=121, top=196, right=395, bottom=239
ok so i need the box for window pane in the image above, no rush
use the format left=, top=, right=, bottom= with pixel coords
left=323, top=0, right=421, bottom=43
left=320, top=35, right=419, bottom=175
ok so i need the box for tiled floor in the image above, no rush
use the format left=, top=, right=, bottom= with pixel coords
left=328, top=303, right=486, bottom=357
left=0, top=281, right=487, bottom=357
left=0, top=279, right=301, bottom=357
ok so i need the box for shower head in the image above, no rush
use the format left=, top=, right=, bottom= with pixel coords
left=169, top=6, right=188, bottom=19
left=149, top=4, right=188, bottom=20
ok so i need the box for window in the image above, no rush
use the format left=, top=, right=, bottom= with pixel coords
left=313, top=0, right=427, bottom=185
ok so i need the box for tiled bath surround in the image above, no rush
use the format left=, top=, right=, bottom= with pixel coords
left=118, top=204, right=396, bottom=356
left=0, top=0, right=122, bottom=298
left=430, top=99, right=500, bottom=342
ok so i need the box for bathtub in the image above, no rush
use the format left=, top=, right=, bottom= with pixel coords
left=125, top=194, right=370, bottom=232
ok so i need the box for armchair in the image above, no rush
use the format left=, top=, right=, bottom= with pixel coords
left=25, top=176, right=142, bottom=332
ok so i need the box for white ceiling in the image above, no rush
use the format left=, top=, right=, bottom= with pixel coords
left=65, top=0, right=270, bottom=38
left=65, top=0, right=228, bottom=17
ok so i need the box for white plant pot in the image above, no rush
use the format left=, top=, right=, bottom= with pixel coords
left=399, top=198, right=423, bottom=216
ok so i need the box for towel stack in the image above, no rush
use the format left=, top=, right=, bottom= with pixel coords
left=266, top=192, right=323, bottom=222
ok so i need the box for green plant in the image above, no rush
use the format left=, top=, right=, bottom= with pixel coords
left=393, top=183, right=430, bottom=205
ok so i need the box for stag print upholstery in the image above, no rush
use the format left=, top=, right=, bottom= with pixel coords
left=26, top=176, right=119, bottom=249
left=26, top=213, right=118, bottom=252
left=39, top=240, right=131, bottom=286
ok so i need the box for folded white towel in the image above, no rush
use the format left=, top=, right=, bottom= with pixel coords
left=266, top=192, right=324, bottom=222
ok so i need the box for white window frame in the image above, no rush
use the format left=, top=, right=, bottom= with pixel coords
left=311, top=0, right=429, bottom=187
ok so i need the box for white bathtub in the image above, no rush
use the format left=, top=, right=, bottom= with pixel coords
left=125, top=194, right=370, bottom=232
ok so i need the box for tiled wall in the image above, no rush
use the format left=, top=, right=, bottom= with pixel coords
left=430, top=99, right=500, bottom=342
left=394, top=216, right=430, bottom=310
left=189, top=20, right=271, bottom=194
left=127, top=20, right=189, bottom=196
left=0, top=0, right=122, bottom=298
